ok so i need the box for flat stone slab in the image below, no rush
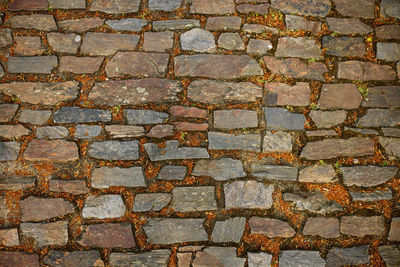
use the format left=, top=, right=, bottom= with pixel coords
left=78, top=223, right=135, bottom=248
left=276, top=37, right=321, bottom=58
left=350, top=189, right=392, bottom=202
left=205, top=16, right=242, bottom=31
left=82, top=195, right=126, bottom=219
left=43, top=251, right=103, bottom=267
left=50, top=179, right=89, bottom=195
left=89, top=0, right=141, bottom=13
left=74, top=125, right=101, bottom=139
left=381, top=0, right=400, bottom=19
left=251, top=165, right=298, bottom=181
left=37, top=126, right=69, bottom=140
left=264, top=82, right=311, bottom=106
left=143, top=31, right=174, bottom=52
left=110, top=251, right=170, bottom=267
left=249, top=217, right=295, bottom=237
left=303, top=217, right=340, bottom=238
left=333, top=0, right=374, bottom=18
left=181, top=28, right=216, bottom=53
left=8, top=56, right=58, bottom=74
left=193, top=247, right=246, bottom=267
left=279, top=250, right=325, bottom=267
left=248, top=252, right=272, bottom=267
left=81, top=33, right=140, bottom=56
left=285, top=15, right=321, bottom=34
left=21, top=221, right=68, bottom=246
left=91, top=167, right=146, bottom=189
left=0, top=252, right=39, bottom=267
left=340, top=166, right=397, bottom=187
left=376, top=25, right=400, bottom=39
left=54, top=107, right=111, bottom=123
left=338, top=61, right=396, bottom=81
left=380, top=137, right=400, bottom=158
left=0, top=142, right=20, bottom=161
left=224, top=180, right=273, bottom=209
left=264, top=107, right=305, bottom=130
left=88, top=141, right=139, bottom=160
left=0, top=176, right=36, bottom=191
left=377, top=42, right=400, bottom=61
left=362, top=86, right=400, bottom=108
left=60, top=57, right=104, bottom=74
left=284, top=191, right=342, bottom=213
left=190, top=0, right=235, bottom=14
left=299, top=164, right=337, bottom=183
left=133, top=193, right=171, bottom=212
left=153, top=19, right=200, bottom=31
left=340, top=216, right=385, bottom=237
left=0, top=104, right=18, bottom=123
left=157, top=165, right=187, bottom=180
left=214, top=109, right=258, bottom=129
left=357, top=109, right=400, bottom=127
left=263, top=131, right=293, bottom=153
left=171, top=186, right=217, bottom=212
left=0, top=229, right=19, bottom=246
left=8, top=0, right=48, bottom=10
left=105, top=125, right=145, bottom=138
left=20, top=197, right=74, bottom=222
left=212, top=217, right=246, bottom=242
left=318, top=84, right=362, bottom=109
left=24, top=140, right=79, bottom=162
left=323, top=37, right=366, bottom=57
left=271, top=0, right=331, bottom=17
left=106, top=18, right=147, bottom=31
left=58, top=18, right=105, bottom=32
left=9, top=14, right=57, bottom=31
left=208, top=132, right=261, bottom=152
left=327, top=18, right=372, bottom=34
left=144, top=140, right=209, bottom=161
left=379, top=245, right=400, bottom=267
left=192, top=158, right=246, bottom=181
left=0, top=125, right=30, bottom=139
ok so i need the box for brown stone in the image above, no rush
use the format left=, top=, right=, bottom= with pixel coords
left=214, top=109, right=258, bottom=129
left=78, top=223, right=135, bottom=248
left=60, top=56, right=104, bottom=74
left=249, top=217, right=295, bottom=237
left=13, top=36, right=45, bottom=56
left=303, top=217, right=340, bottom=238
left=264, top=82, right=310, bottom=106
left=0, top=29, right=12, bottom=48
left=333, top=0, right=374, bottom=18
left=322, top=37, right=366, bottom=57
left=299, top=164, right=337, bottom=183
left=318, top=84, right=362, bottom=109
left=20, top=197, right=75, bottom=222
left=21, top=221, right=69, bottom=246
left=389, top=218, right=400, bottom=241
left=326, top=18, right=372, bottom=34
left=205, top=16, right=242, bottom=31
left=8, top=56, right=58, bottom=74
left=0, top=252, right=39, bottom=267
left=59, top=18, right=105, bottom=33
left=379, top=137, right=400, bottom=158
left=285, top=15, right=321, bottom=34
left=237, top=4, right=270, bottom=15
left=271, top=0, right=331, bottom=17
left=309, top=110, right=347, bottom=128
left=24, top=139, right=79, bottom=162
left=105, top=125, right=145, bottom=138
left=340, top=216, right=385, bottom=237
left=0, top=228, right=19, bottom=246
left=47, top=33, right=81, bottom=53
left=170, top=106, right=207, bottom=118
left=9, top=14, right=57, bottom=31
left=81, top=32, right=140, bottom=56
left=376, top=25, right=400, bottom=40
left=362, top=86, right=400, bottom=108
left=190, top=0, right=235, bottom=14
left=50, top=179, right=89, bottom=194
left=0, top=125, right=30, bottom=139
left=143, top=31, right=174, bottom=52
left=8, top=0, right=48, bottom=10
left=43, top=251, right=104, bottom=267
left=106, top=52, right=169, bottom=77
left=89, top=0, right=141, bottom=13
left=276, top=37, right=321, bottom=59
left=0, top=176, right=36, bottom=191
left=306, top=130, right=338, bottom=137
left=338, top=61, right=396, bottom=81
left=173, top=122, right=209, bottom=131
left=0, top=104, right=18, bottom=123
left=146, top=125, right=174, bottom=138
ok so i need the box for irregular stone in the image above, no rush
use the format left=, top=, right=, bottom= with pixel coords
left=263, top=131, right=293, bottom=153
left=47, top=33, right=81, bottom=53
left=149, top=0, right=181, bottom=11
left=74, top=125, right=102, bottom=139
left=214, top=109, right=258, bottom=129
left=224, top=180, right=273, bottom=209
left=20, top=197, right=74, bottom=222
left=8, top=56, right=57, bottom=74
left=265, top=107, right=305, bottom=130
left=303, top=217, right=340, bottom=238
left=60, top=56, right=104, bottom=74
left=357, top=109, right=400, bottom=127
left=237, top=4, right=270, bottom=14
left=193, top=247, right=245, bottom=267
left=175, top=121, right=221, bottom=132
left=0, top=228, right=19, bottom=246
left=338, top=61, right=396, bottom=81
left=83, top=195, right=126, bottom=219
left=0, top=252, right=39, bottom=267
left=284, top=191, right=342, bottom=214
left=323, top=37, right=366, bottom=57
left=126, top=110, right=169, bottom=125
left=242, top=23, right=278, bottom=34
left=379, top=245, right=400, bottom=267
left=24, top=140, right=79, bottom=162
left=43, top=250, right=104, bottom=267
left=143, top=31, right=174, bottom=52
left=271, top=0, right=330, bottom=16
left=309, top=110, right=347, bottom=128
left=212, top=217, right=245, bottom=242
left=8, top=0, right=47, bottom=10
left=0, top=104, right=18, bottom=122
left=170, top=106, right=207, bottom=118
left=88, top=141, right=139, bottom=160
left=37, top=126, right=69, bottom=139
left=350, top=189, right=393, bottom=202
left=340, top=216, right=385, bottom=236
left=265, top=83, right=311, bottom=108
left=175, top=55, right=263, bottom=79
left=0, top=81, right=79, bottom=105
left=192, top=158, right=246, bottom=181
left=188, top=79, right=262, bottom=103
left=9, top=14, right=57, bottom=31
left=263, top=56, right=327, bottom=81
left=0, top=125, right=30, bottom=139
left=285, top=15, right=321, bottom=34
left=81, top=33, right=140, bottom=56
left=19, top=109, right=51, bottom=125
left=21, top=221, right=68, bottom=246
left=299, top=165, right=337, bottom=183
left=78, top=223, right=135, bottom=248
left=14, top=36, right=45, bottom=56
left=106, top=18, right=147, bottom=31
left=177, top=253, right=192, bottom=266
left=0, top=142, right=20, bottom=161
left=208, top=132, right=261, bottom=152
left=306, top=130, right=338, bottom=137
left=248, top=252, right=272, bottom=267
left=90, top=79, right=183, bottom=105
left=105, top=125, right=145, bottom=138
left=318, top=84, right=362, bottom=109
left=58, top=18, right=105, bottom=33
left=327, top=18, right=372, bottom=34
left=0, top=196, right=9, bottom=221
left=363, top=86, right=400, bottom=108
left=249, top=217, right=295, bottom=237
left=218, top=32, right=244, bottom=50
left=50, top=179, right=89, bottom=194
left=205, top=16, right=242, bottom=31
left=92, top=167, right=146, bottom=189
left=379, top=137, right=400, bottom=158
left=181, top=28, right=216, bottom=53
left=377, top=42, right=400, bottom=61
left=381, top=0, right=400, bottom=19
left=190, top=0, right=235, bottom=14
left=144, top=140, right=209, bottom=161
left=144, top=218, right=208, bottom=244
left=247, top=39, right=273, bottom=56
left=279, top=250, right=325, bottom=267
left=133, top=193, right=171, bottom=212
left=333, top=0, right=374, bottom=18
left=376, top=25, right=400, bottom=39
left=251, top=165, right=297, bottom=181
left=54, top=107, right=111, bottom=123
left=383, top=128, right=400, bottom=137
left=157, top=165, right=187, bottom=180
left=0, top=176, right=35, bottom=191
left=152, top=19, right=200, bottom=31
left=146, top=124, right=174, bottom=138
left=106, top=52, right=169, bottom=77
left=171, top=186, right=217, bottom=212
left=89, top=0, right=141, bottom=13
left=110, top=250, right=170, bottom=267
left=276, top=37, right=321, bottom=58
left=326, top=246, right=369, bottom=267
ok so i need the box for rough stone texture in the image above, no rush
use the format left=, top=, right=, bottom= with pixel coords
left=379, top=245, right=400, bottom=267
left=0, top=252, right=39, bottom=267
left=265, top=107, right=305, bottom=130
left=333, top=0, right=374, bottom=18
left=0, top=176, right=36, bottom=191
left=74, top=125, right=102, bottom=139
left=192, top=158, right=246, bottom=181
left=144, top=140, right=209, bottom=161
left=285, top=15, right=321, bottom=34
left=47, top=33, right=81, bottom=53
left=20, top=197, right=74, bottom=222
left=236, top=4, right=270, bottom=14
left=208, top=132, right=261, bottom=152
left=43, top=250, right=104, bottom=267
left=242, top=23, right=278, bottom=34
left=249, top=217, right=295, bottom=237
left=284, top=191, right=343, bottom=214
left=192, top=247, right=246, bottom=267
left=157, top=165, right=187, bottom=180
left=190, top=0, right=235, bottom=14
left=264, top=82, right=310, bottom=106
left=37, top=126, right=69, bottom=139
left=19, top=109, right=51, bottom=125
left=50, top=179, right=89, bottom=195
left=106, top=18, right=147, bottom=31
left=89, top=0, right=141, bottom=13
left=344, top=127, right=378, bottom=135
left=279, top=250, right=325, bottom=267
left=59, top=18, right=105, bottom=32
left=251, top=165, right=298, bottom=181
left=78, top=223, right=135, bottom=248
left=338, top=61, right=396, bottom=81
left=92, top=167, right=146, bottom=189
left=54, top=107, right=111, bottom=123
left=126, top=110, right=169, bottom=125
left=143, top=31, right=174, bottom=52
left=318, top=84, right=362, bottom=109
left=21, top=221, right=68, bottom=246
left=88, top=141, right=139, bottom=160
left=181, top=28, right=216, bottom=53
left=0, top=142, right=20, bottom=161
left=60, top=57, right=104, bottom=74
left=303, top=217, right=340, bottom=238
left=8, top=56, right=58, bottom=74
left=323, top=37, right=366, bottom=57
left=0, top=228, right=19, bottom=246
left=350, top=189, right=393, bottom=202
left=340, top=166, right=397, bottom=187
left=9, top=14, right=57, bottom=31
left=0, top=104, right=18, bottom=123
left=173, top=121, right=213, bottom=131
left=299, top=165, right=337, bottom=183
left=326, top=246, right=370, bottom=267
left=81, top=33, right=139, bottom=56
left=224, top=180, right=273, bottom=209
left=376, top=25, right=400, bottom=39
left=170, top=106, right=208, bottom=118
left=8, top=0, right=48, bottom=10
left=263, top=131, right=293, bottom=153
left=105, top=125, right=145, bottom=138
left=340, top=216, right=385, bottom=237
left=389, top=217, right=400, bottom=241
left=144, top=218, right=208, bottom=244
left=205, top=16, right=242, bottom=31
left=146, top=124, right=174, bottom=138
left=133, top=193, right=171, bottom=212
left=377, top=42, right=400, bottom=61
left=247, top=39, right=273, bottom=56
left=24, top=140, right=79, bottom=162
left=276, top=37, right=321, bottom=59
left=0, top=29, right=12, bottom=48
left=175, top=55, right=263, bottom=79
left=214, top=109, right=258, bottom=129
left=110, top=250, right=170, bottom=267
left=248, top=252, right=272, bottom=267
left=171, top=186, right=217, bottom=212
left=82, top=195, right=126, bottom=219
left=13, top=36, right=45, bottom=56
left=357, top=109, right=400, bottom=127
left=327, top=18, right=372, bottom=34
left=383, top=128, right=400, bottom=137
left=306, top=130, right=338, bottom=137
left=271, top=0, right=330, bottom=16
left=218, top=32, right=244, bottom=50
left=212, top=217, right=246, bottom=242
left=153, top=19, right=200, bottom=31
left=363, top=86, right=400, bottom=108
left=379, top=137, right=400, bottom=158
left=0, top=125, right=30, bottom=139
left=381, top=0, right=400, bottom=19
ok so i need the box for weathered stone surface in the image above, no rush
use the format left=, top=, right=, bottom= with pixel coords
left=59, top=18, right=105, bottom=32
left=171, top=186, right=217, bottom=212
left=379, top=137, right=400, bottom=158
left=188, top=79, right=262, bottom=104
left=357, top=109, right=400, bottom=127
left=279, top=250, right=325, bottom=267
left=54, top=107, right=111, bottom=123
left=0, top=104, right=18, bottom=123
left=157, top=165, right=187, bottom=180
left=340, top=166, right=397, bottom=187
left=193, top=247, right=245, bottom=266
left=218, top=32, right=244, bottom=50
left=174, top=121, right=216, bottom=131
left=21, top=221, right=68, bottom=246
left=271, top=0, right=330, bottom=16
left=381, top=0, right=400, bottom=19
left=284, top=191, right=342, bottom=213
left=208, top=132, right=261, bottom=152
left=126, top=110, right=169, bottom=125
left=242, top=23, right=278, bottom=34
left=74, top=125, right=102, bottom=139
left=264, top=82, right=310, bottom=106
left=89, top=0, right=141, bottom=13
left=19, top=109, right=51, bottom=125
left=43, top=250, right=104, bottom=267
left=350, top=189, right=393, bottom=202
left=144, top=218, right=208, bottom=244
left=0, top=142, right=20, bottom=161
left=9, top=14, right=57, bottom=31
left=143, top=31, right=174, bottom=52
left=47, top=33, right=81, bottom=53
left=181, top=28, right=216, bottom=53
left=379, top=245, right=400, bottom=267
left=214, top=109, right=257, bottom=129
left=106, top=52, right=169, bottom=77
left=0, top=228, right=19, bottom=246
left=265, top=108, right=305, bottom=130
left=0, top=252, right=39, bottom=267
left=192, top=158, right=245, bottom=181
left=24, top=140, right=79, bottom=162
left=306, top=130, right=338, bottom=137
left=323, top=37, right=366, bottom=57
left=205, top=16, right=242, bottom=31
left=212, top=217, right=246, bottom=242
left=309, top=111, right=347, bottom=128
left=251, top=165, right=297, bottom=181
left=0, top=125, right=30, bottom=139
left=37, top=126, right=69, bottom=139
left=248, top=252, right=272, bottom=267
left=363, top=86, right=400, bottom=108
left=0, top=29, right=11, bottom=48
left=50, top=179, right=89, bottom=194
left=224, top=180, right=273, bottom=209
left=83, top=195, right=126, bottom=219
left=299, top=165, right=337, bottom=183
left=0, top=196, right=9, bottom=221
left=301, top=138, right=374, bottom=160
left=383, top=128, right=400, bottom=137
left=110, top=250, right=170, bottom=267
left=263, top=131, right=293, bottom=153
left=8, top=0, right=48, bottom=10
left=0, top=176, right=36, bottom=191
left=263, top=56, right=327, bottom=81
left=20, top=197, right=74, bottom=222
left=88, top=141, right=139, bottom=160
left=247, top=39, right=273, bottom=56
left=338, top=61, right=396, bottom=81
left=333, top=0, right=374, bottom=18
left=190, top=0, right=235, bottom=14
left=133, top=193, right=171, bottom=212
left=105, top=125, right=145, bottom=138
left=250, top=217, right=295, bottom=237
left=144, top=140, right=209, bottom=161
left=153, top=19, right=200, bottom=31
left=376, top=25, right=400, bottom=39
left=340, top=216, right=385, bottom=236
left=146, top=124, right=174, bottom=138
left=326, top=246, right=369, bottom=267
left=237, top=3, right=269, bottom=14
left=303, top=217, right=340, bottom=238
left=285, top=15, right=321, bottom=34
left=0, top=81, right=79, bottom=105
left=175, top=55, right=263, bottom=79
left=92, top=167, right=146, bottom=189
left=327, top=18, right=372, bottom=35
left=14, top=36, right=45, bottom=56
left=149, top=0, right=181, bottom=11
left=170, top=106, right=208, bottom=118
left=81, top=33, right=139, bottom=56
left=78, top=223, right=135, bottom=248
left=318, top=84, right=362, bottom=109
left=106, top=18, right=147, bottom=31
left=377, top=42, right=400, bottom=61
left=8, top=56, right=57, bottom=74
left=60, top=56, right=104, bottom=74
left=90, top=79, right=183, bottom=105
left=276, top=37, right=321, bottom=59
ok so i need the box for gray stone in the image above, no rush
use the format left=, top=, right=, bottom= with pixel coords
left=0, top=176, right=35, bottom=191
left=350, top=189, right=392, bottom=202
left=133, top=193, right=171, bottom=212
left=284, top=191, right=343, bottom=214
left=212, top=217, right=246, bottom=243
left=224, top=180, right=273, bottom=209
left=303, top=217, right=340, bottom=238
left=144, top=140, right=209, bottom=161
left=143, top=31, right=174, bottom=52
left=276, top=37, right=321, bottom=58
left=376, top=25, right=400, bottom=39
left=152, top=19, right=200, bottom=31
left=326, top=18, right=372, bottom=34
left=379, top=245, right=400, bottom=267
left=8, top=56, right=57, bottom=74
left=344, top=127, right=378, bottom=135
left=379, top=137, right=400, bottom=158
left=357, top=109, right=400, bottom=127
left=271, top=0, right=331, bottom=17
left=0, top=29, right=12, bottom=47
left=0, top=104, right=18, bottom=123
left=363, top=86, right=400, bottom=108
left=89, top=0, right=141, bottom=13
left=106, top=18, right=147, bottom=31
left=237, top=3, right=269, bottom=14
left=192, top=158, right=246, bottom=181
left=43, top=251, right=103, bottom=267
left=47, top=33, right=81, bottom=53
left=264, top=82, right=311, bottom=106
left=205, top=16, right=242, bottom=31
left=264, top=107, right=305, bottom=130
left=190, top=0, right=236, bottom=14
left=285, top=15, right=321, bottom=34
left=105, top=125, right=145, bottom=138
left=146, top=124, right=174, bottom=138
left=306, top=130, right=338, bottom=137
left=37, top=126, right=69, bottom=139
left=249, top=217, right=295, bottom=237
left=218, top=33, right=244, bottom=50
left=81, top=32, right=140, bottom=56
left=0, top=228, right=19, bottom=246
left=333, top=0, right=374, bottom=18
left=326, top=246, right=370, bottom=267
left=14, top=36, right=46, bottom=56
left=24, top=139, right=79, bottom=162
left=247, top=39, right=273, bottom=56
left=322, top=37, right=366, bottom=57
left=20, top=197, right=74, bottom=222
left=110, top=250, right=170, bottom=267
left=279, top=250, right=325, bottom=267
left=340, top=166, right=398, bottom=187
left=157, top=165, right=187, bottom=180
left=0, top=125, right=30, bottom=139
left=339, top=61, right=397, bottom=81
left=82, top=194, right=126, bottom=219
left=251, top=165, right=298, bottom=181
left=0, top=252, right=39, bottom=267
left=340, top=216, right=385, bottom=237
left=214, top=109, right=258, bottom=129
left=149, top=0, right=181, bottom=11
left=19, top=109, right=52, bottom=125
left=381, top=0, right=400, bottom=19
left=9, top=14, right=57, bottom=31
left=242, top=23, right=278, bottom=34
left=92, top=167, right=146, bottom=189
left=171, top=186, right=217, bottom=212
left=298, top=164, right=337, bottom=183
left=180, top=28, right=216, bottom=53
left=248, top=252, right=272, bottom=267
left=208, top=132, right=261, bottom=152
left=192, top=247, right=246, bottom=267
left=54, top=107, right=111, bottom=123
left=309, top=110, right=346, bottom=129
left=50, top=179, right=89, bottom=195
left=383, top=128, right=400, bottom=137
left=74, top=125, right=102, bottom=139
left=144, top=218, right=208, bottom=244
left=88, top=141, right=139, bottom=160
left=263, top=131, right=293, bottom=153
left=21, top=221, right=68, bottom=246
left=58, top=18, right=105, bottom=33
